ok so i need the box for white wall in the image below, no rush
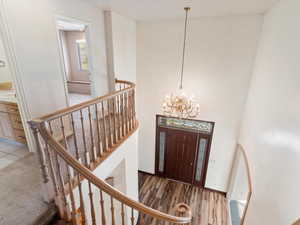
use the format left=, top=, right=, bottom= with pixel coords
left=1, top=0, right=109, bottom=120
left=137, top=15, right=263, bottom=191
left=72, top=131, right=139, bottom=225
left=0, top=36, right=11, bottom=82
left=111, top=12, right=136, bottom=83
left=105, top=11, right=136, bottom=84
left=93, top=131, right=139, bottom=225
left=94, top=131, right=139, bottom=202
left=239, top=0, right=300, bottom=224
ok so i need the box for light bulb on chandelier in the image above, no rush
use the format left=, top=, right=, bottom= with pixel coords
left=162, top=7, right=200, bottom=119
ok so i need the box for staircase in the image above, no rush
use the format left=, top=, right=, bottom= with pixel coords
left=49, top=218, right=72, bottom=225
left=292, top=220, right=300, bottom=225
left=32, top=204, right=57, bottom=225
left=29, top=79, right=192, bottom=225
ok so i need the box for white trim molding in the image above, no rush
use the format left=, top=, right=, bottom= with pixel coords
left=0, top=0, right=35, bottom=152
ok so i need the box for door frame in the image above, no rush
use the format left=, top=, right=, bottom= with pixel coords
left=0, top=1, right=35, bottom=151
left=155, top=114, right=215, bottom=187
left=54, top=15, right=95, bottom=107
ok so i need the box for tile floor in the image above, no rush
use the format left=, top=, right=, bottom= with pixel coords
left=0, top=138, right=30, bottom=170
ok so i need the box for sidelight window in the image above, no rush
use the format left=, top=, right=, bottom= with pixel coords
left=158, top=132, right=166, bottom=172
left=195, top=138, right=208, bottom=182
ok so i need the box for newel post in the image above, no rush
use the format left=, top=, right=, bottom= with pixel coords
left=28, top=121, right=49, bottom=183
left=28, top=120, right=53, bottom=202
left=292, top=219, right=300, bottom=225
left=174, top=203, right=192, bottom=224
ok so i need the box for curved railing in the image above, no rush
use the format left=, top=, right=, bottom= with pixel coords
left=227, top=144, right=253, bottom=225
left=29, top=80, right=192, bottom=225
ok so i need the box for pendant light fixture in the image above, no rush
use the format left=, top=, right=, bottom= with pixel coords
left=162, top=7, right=200, bottom=119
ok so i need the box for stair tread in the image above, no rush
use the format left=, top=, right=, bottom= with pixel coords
left=31, top=203, right=57, bottom=225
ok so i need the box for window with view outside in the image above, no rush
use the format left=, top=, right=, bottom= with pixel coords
left=76, top=40, right=89, bottom=71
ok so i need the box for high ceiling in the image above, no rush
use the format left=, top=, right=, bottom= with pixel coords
left=93, top=0, right=279, bottom=21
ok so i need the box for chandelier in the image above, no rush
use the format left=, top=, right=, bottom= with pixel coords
left=162, top=92, right=200, bottom=118
left=162, top=7, right=200, bottom=119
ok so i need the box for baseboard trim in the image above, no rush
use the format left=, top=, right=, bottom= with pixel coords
left=138, top=170, right=155, bottom=176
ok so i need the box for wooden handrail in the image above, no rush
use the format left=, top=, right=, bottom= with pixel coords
left=36, top=123, right=191, bottom=224
left=114, top=79, right=134, bottom=86
left=237, top=144, right=253, bottom=197
left=67, top=80, right=91, bottom=85
left=237, top=144, right=253, bottom=225
left=29, top=79, right=192, bottom=224
left=292, top=219, right=300, bottom=225
left=32, top=80, right=135, bottom=123
left=227, top=144, right=253, bottom=225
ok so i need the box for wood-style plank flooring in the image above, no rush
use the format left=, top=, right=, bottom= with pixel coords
left=138, top=173, right=229, bottom=225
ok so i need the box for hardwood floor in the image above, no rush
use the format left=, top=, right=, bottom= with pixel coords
left=138, top=173, right=229, bottom=225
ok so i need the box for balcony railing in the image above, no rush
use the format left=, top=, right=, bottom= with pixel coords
left=227, top=144, right=253, bottom=225
left=29, top=79, right=192, bottom=225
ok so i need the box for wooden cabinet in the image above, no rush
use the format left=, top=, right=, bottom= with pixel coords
left=0, top=102, right=27, bottom=144
left=155, top=115, right=214, bottom=187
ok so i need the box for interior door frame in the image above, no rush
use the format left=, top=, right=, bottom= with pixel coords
left=54, top=15, right=95, bottom=107
left=155, top=114, right=215, bottom=187
left=0, top=1, right=35, bottom=151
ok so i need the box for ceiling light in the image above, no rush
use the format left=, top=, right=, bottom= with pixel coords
left=162, top=7, right=200, bottom=119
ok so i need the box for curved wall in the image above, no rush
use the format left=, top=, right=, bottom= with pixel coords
left=239, top=0, right=300, bottom=224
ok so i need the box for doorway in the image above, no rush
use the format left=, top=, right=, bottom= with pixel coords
left=155, top=115, right=214, bottom=187
left=56, top=18, right=93, bottom=106
left=164, top=129, right=198, bottom=184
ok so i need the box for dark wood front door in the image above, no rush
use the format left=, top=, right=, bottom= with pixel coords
left=155, top=115, right=215, bottom=187
left=165, top=130, right=198, bottom=184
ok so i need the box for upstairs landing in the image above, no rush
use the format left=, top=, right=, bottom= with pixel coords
left=0, top=141, right=56, bottom=225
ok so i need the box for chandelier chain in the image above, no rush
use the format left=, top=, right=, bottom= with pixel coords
left=180, top=7, right=190, bottom=90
